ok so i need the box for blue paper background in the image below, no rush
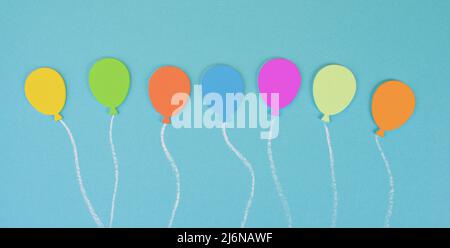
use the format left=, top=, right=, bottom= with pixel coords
left=1, top=0, right=449, bottom=227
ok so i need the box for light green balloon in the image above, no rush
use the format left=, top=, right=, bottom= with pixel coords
left=89, top=58, right=130, bottom=115
left=313, top=64, right=356, bottom=122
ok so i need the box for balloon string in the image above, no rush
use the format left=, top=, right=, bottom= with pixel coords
left=60, top=120, right=104, bottom=228
left=109, top=115, right=119, bottom=228
left=323, top=123, right=338, bottom=227
left=375, top=135, right=394, bottom=228
left=161, top=124, right=180, bottom=228
left=221, top=123, right=255, bottom=228
left=267, top=120, right=293, bottom=227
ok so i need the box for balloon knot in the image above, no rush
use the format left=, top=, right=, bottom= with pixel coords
left=321, top=114, right=330, bottom=123
left=270, top=107, right=280, bottom=116
left=54, top=114, right=62, bottom=121
left=376, top=129, right=385, bottom=137
left=109, top=108, right=118, bottom=116
left=162, top=116, right=171, bottom=124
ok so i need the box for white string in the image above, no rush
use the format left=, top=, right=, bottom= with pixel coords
left=221, top=123, right=255, bottom=228
left=375, top=135, right=394, bottom=228
left=60, top=120, right=104, bottom=228
left=323, top=123, right=338, bottom=227
left=108, top=115, right=119, bottom=228
left=161, top=124, right=180, bottom=228
left=267, top=120, right=293, bottom=227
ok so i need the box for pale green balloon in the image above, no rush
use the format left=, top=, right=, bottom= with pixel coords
left=313, top=64, right=356, bottom=122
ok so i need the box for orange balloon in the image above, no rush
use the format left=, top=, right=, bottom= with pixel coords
left=148, top=66, right=191, bottom=123
left=371, top=80, right=415, bottom=137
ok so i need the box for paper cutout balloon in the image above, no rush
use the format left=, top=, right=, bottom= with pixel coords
left=201, top=64, right=245, bottom=122
left=89, top=58, right=130, bottom=115
left=148, top=66, right=191, bottom=123
left=371, top=80, right=415, bottom=137
left=258, top=58, right=301, bottom=115
left=313, top=64, right=357, bottom=122
left=25, top=67, right=66, bottom=121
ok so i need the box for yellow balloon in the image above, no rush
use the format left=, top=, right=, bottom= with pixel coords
left=25, top=67, right=66, bottom=121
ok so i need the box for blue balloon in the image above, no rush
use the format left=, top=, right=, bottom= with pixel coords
left=201, top=64, right=245, bottom=122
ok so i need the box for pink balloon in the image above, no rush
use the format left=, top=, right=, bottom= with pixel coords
left=258, top=58, right=301, bottom=115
